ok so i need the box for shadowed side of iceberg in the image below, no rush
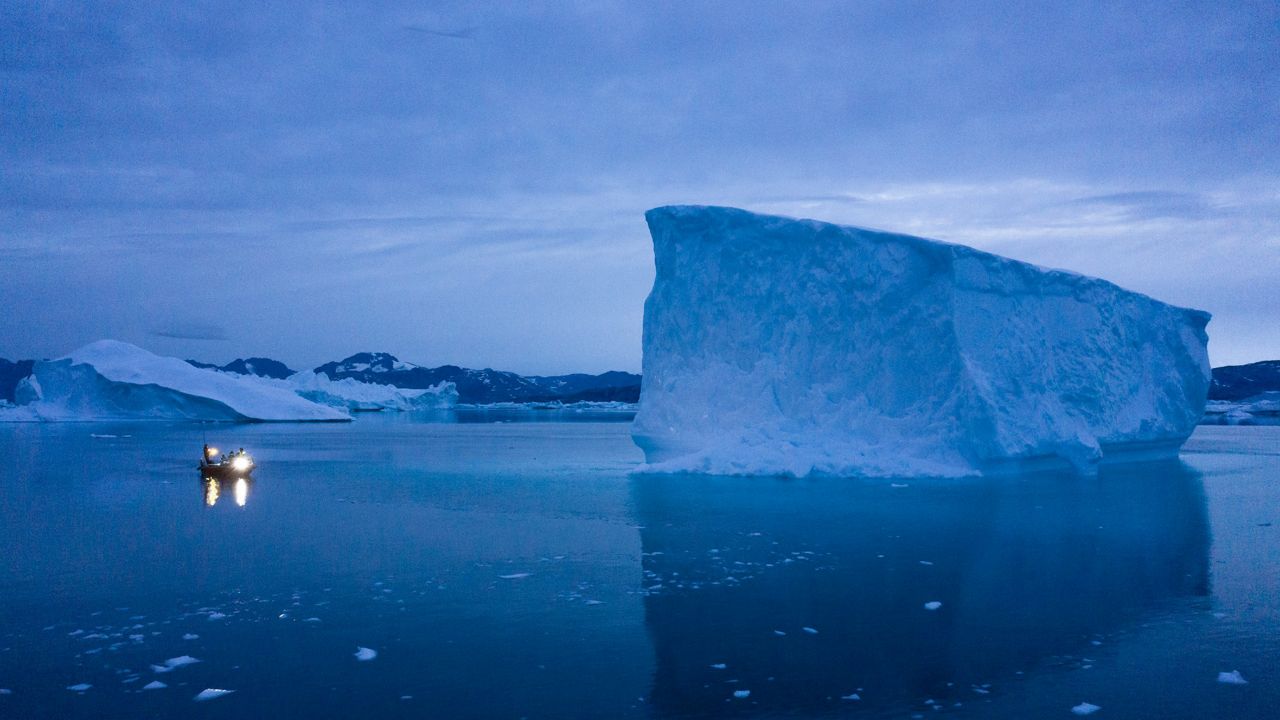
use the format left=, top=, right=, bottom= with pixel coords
left=632, top=205, right=1210, bottom=478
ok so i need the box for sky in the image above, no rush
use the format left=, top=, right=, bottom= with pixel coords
left=2, top=1, right=1277, bottom=374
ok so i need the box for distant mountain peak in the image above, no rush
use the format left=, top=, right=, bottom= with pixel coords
left=184, top=356, right=296, bottom=380
left=319, top=352, right=419, bottom=375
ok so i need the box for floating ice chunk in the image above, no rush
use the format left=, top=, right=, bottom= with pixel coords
left=67, top=683, right=91, bottom=692
left=710, top=663, right=727, bottom=670
left=1217, top=670, right=1248, bottom=685
left=924, top=601, right=943, bottom=611
left=583, top=600, right=604, bottom=606
left=733, top=690, right=751, bottom=699
left=841, top=693, right=861, bottom=701
left=143, top=681, right=167, bottom=690
left=498, top=573, right=531, bottom=580
left=1071, top=702, right=1101, bottom=715
left=152, top=655, right=200, bottom=673
left=182, top=633, right=199, bottom=640
left=802, top=627, right=818, bottom=634
left=632, top=206, right=1210, bottom=478
left=303, top=617, right=321, bottom=622
left=773, top=630, right=786, bottom=636
left=207, top=612, right=226, bottom=621
left=355, top=647, right=378, bottom=661
left=194, top=688, right=234, bottom=701
left=919, top=561, right=934, bottom=566
left=0, top=688, right=11, bottom=694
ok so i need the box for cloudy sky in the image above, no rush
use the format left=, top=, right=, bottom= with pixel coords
left=2, top=1, right=1277, bottom=373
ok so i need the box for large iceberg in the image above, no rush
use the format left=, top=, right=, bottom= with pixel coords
left=0, top=341, right=459, bottom=422
left=3, top=341, right=350, bottom=422
left=632, top=206, right=1211, bottom=477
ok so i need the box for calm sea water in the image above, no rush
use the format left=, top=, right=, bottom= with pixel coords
left=0, top=416, right=1276, bottom=719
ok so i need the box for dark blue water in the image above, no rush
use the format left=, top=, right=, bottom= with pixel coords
left=0, top=418, right=1276, bottom=718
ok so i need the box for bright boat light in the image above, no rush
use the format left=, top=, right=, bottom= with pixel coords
left=234, top=478, right=248, bottom=507
left=231, top=456, right=251, bottom=471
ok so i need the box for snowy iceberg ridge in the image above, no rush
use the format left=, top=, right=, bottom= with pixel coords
left=1, top=340, right=355, bottom=422
left=633, top=206, right=1211, bottom=477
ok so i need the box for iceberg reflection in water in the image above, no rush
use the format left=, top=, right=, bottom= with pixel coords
left=632, top=462, right=1209, bottom=716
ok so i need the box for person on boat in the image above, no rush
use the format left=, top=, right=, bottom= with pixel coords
left=203, top=444, right=210, bottom=464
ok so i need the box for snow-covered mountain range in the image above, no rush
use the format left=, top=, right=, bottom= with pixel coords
left=307, top=352, right=640, bottom=404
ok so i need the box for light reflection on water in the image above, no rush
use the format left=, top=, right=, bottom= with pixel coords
left=201, top=476, right=252, bottom=507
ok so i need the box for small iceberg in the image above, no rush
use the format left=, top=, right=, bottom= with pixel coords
left=732, top=690, right=751, bottom=699
left=1217, top=670, right=1248, bottom=685
left=142, top=681, right=167, bottom=690
left=355, top=647, right=378, bottom=661
left=924, top=601, right=943, bottom=611
left=1071, top=702, right=1101, bottom=715
left=66, top=683, right=91, bottom=692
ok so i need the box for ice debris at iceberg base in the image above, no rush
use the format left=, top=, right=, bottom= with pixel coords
left=0, top=340, right=456, bottom=422
left=632, top=206, right=1211, bottom=478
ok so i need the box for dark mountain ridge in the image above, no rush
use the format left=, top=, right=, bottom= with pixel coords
left=1209, top=360, right=1280, bottom=401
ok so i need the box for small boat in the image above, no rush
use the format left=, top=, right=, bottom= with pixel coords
left=199, top=444, right=256, bottom=478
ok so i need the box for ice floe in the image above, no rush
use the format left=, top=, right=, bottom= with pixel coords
left=151, top=655, right=200, bottom=673
left=924, top=601, right=943, bottom=611
left=143, top=681, right=167, bottom=690
left=355, top=646, right=378, bottom=661
left=1071, top=702, right=1101, bottom=715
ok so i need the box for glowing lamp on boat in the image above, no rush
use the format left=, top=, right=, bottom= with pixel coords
left=231, top=455, right=251, bottom=471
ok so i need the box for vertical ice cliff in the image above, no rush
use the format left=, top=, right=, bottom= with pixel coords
left=632, top=206, right=1211, bottom=477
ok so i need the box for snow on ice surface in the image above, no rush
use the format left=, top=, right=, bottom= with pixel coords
left=0, top=340, right=349, bottom=422
left=633, top=206, right=1211, bottom=478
